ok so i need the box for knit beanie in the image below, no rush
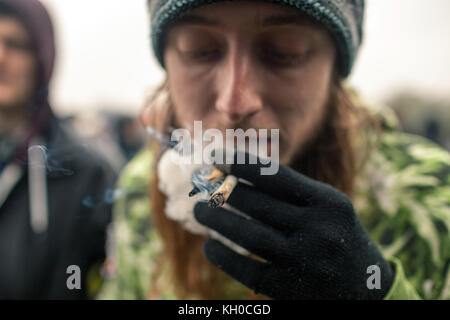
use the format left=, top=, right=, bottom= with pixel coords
left=148, top=0, right=365, bottom=77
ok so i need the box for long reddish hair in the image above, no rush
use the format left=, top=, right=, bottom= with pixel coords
left=143, top=73, right=380, bottom=299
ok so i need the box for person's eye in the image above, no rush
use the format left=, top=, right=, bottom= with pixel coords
left=183, top=49, right=222, bottom=62
left=5, top=38, right=31, bottom=52
left=260, top=48, right=305, bottom=67
left=271, top=50, right=300, bottom=64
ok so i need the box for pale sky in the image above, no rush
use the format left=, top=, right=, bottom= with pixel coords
left=39, top=0, right=450, bottom=115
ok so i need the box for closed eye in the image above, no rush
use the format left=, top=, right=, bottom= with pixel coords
left=182, top=48, right=223, bottom=62
left=259, top=48, right=306, bottom=67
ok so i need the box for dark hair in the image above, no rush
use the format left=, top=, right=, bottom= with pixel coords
left=0, top=3, right=21, bottom=19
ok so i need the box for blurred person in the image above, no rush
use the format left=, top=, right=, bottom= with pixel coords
left=0, top=0, right=116, bottom=299
left=67, top=112, right=147, bottom=172
left=386, top=92, right=450, bottom=151
left=115, top=115, right=146, bottom=161
left=424, top=118, right=440, bottom=145
left=69, top=112, right=128, bottom=173
left=99, top=1, right=449, bottom=300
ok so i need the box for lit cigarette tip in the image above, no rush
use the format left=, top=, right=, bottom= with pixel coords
left=208, top=193, right=225, bottom=208
left=207, top=175, right=237, bottom=208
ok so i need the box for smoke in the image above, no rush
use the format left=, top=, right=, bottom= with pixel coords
left=82, top=188, right=126, bottom=209
left=189, top=166, right=224, bottom=201
left=145, top=125, right=179, bottom=149
left=27, top=145, right=74, bottom=176
left=27, top=144, right=126, bottom=209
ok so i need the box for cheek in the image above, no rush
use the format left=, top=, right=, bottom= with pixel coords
left=12, top=56, right=36, bottom=94
left=275, top=43, right=334, bottom=107
left=267, top=67, right=332, bottom=159
left=279, top=61, right=332, bottom=123
left=166, top=51, right=217, bottom=127
left=269, top=81, right=329, bottom=134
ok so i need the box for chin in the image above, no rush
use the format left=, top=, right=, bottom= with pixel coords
left=0, top=93, right=13, bottom=105
left=0, top=96, right=23, bottom=109
left=0, top=101, right=14, bottom=109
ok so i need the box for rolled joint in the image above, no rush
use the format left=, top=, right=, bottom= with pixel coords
left=207, top=175, right=238, bottom=208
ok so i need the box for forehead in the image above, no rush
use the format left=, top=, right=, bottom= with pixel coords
left=172, top=1, right=322, bottom=31
left=0, top=15, right=30, bottom=39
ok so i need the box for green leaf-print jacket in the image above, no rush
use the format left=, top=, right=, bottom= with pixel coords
left=98, top=103, right=449, bottom=300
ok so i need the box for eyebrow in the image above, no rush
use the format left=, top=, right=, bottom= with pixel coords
left=173, top=14, right=219, bottom=27
left=260, top=14, right=316, bottom=27
left=172, top=13, right=316, bottom=28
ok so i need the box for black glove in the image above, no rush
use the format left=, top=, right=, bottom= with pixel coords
left=194, top=152, right=394, bottom=300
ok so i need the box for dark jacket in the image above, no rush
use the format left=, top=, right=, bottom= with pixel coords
left=0, top=0, right=116, bottom=299
left=0, top=122, right=116, bottom=299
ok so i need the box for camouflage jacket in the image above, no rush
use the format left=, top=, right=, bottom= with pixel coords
left=98, top=104, right=450, bottom=300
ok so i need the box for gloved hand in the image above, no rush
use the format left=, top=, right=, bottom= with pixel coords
left=194, top=151, right=394, bottom=300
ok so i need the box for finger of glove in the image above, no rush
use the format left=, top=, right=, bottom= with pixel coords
left=203, top=239, right=267, bottom=294
left=195, top=202, right=288, bottom=261
left=227, top=182, right=308, bottom=232
left=213, top=150, right=332, bottom=205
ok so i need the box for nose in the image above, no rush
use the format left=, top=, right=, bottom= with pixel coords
left=215, top=47, right=263, bottom=123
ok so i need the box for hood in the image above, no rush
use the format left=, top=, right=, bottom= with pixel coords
left=0, top=0, right=57, bottom=234
left=0, top=0, right=56, bottom=163
left=0, top=0, right=55, bottom=97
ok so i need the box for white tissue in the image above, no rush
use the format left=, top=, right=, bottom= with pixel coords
left=157, top=148, right=249, bottom=255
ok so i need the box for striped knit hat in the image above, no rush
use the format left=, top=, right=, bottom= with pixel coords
left=147, top=0, right=365, bottom=77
